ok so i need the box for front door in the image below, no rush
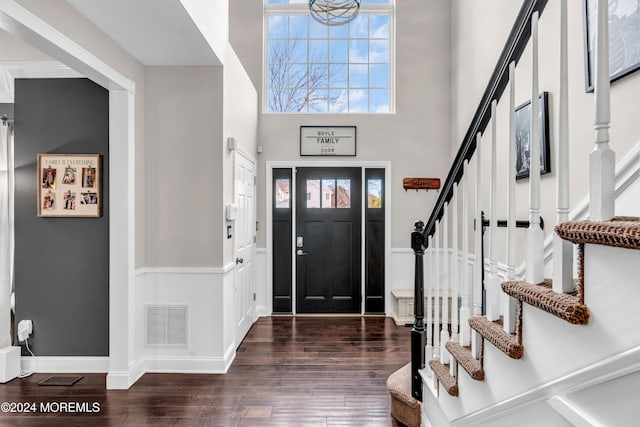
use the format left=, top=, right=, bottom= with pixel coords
left=295, top=167, right=361, bottom=313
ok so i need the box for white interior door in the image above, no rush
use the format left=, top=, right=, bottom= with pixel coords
left=234, top=150, right=256, bottom=347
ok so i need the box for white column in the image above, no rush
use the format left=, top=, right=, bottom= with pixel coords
left=107, top=89, right=136, bottom=389
left=503, top=62, right=518, bottom=334
left=0, top=123, right=12, bottom=350
left=486, top=99, right=501, bottom=321
left=459, top=160, right=471, bottom=346
left=472, top=133, right=483, bottom=359
left=553, top=0, right=574, bottom=294
left=526, top=11, right=545, bottom=286
left=590, top=0, right=615, bottom=221
left=440, top=203, right=450, bottom=364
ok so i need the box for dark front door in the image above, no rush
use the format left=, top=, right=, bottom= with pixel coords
left=295, top=167, right=362, bottom=313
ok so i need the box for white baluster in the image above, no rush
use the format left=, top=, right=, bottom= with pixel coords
left=441, top=203, right=450, bottom=364
left=426, top=235, right=434, bottom=361
left=451, top=184, right=459, bottom=342
left=450, top=184, right=459, bottom=376
left=526, top=11, right=544, bottom=286
left=487, top=99, right=501, bottom=321
left=434, top=221, right=440, bottom=360
left=503, top=62, right=518, bottom=334
left=460, top=160, right=471, bottom=347
left=472, top=132, right=483, bottom=359
left=590, top=0, right=615, bottom=221
left=553, top=0, right=574, bottom=294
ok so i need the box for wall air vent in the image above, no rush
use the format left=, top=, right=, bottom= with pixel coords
left=145, top=305, right=188, bottom=348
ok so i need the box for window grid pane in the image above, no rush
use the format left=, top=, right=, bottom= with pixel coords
left=367, top=179, right=382, bottom=208
left=337, top=179, right=351, bottom=208
left=322, top=180, right=335, bottom=208
left=307, top=180, right=320, bottom=208
left=275, top=179, right=290, bottom=208
left=265, top=1, right=392, bottom=114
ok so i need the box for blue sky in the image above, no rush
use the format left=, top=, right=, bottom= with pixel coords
left=267, top=4, right=391, bottom=113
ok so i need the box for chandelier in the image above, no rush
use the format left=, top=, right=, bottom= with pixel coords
left=308, top=0, right=361, bottom=26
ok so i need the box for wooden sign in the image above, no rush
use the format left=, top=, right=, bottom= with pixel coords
left=403, top=178, right=440, bottom=191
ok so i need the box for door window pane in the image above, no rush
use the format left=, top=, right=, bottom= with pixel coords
left=322, top=180, right=335, bottom=208
left=367, top=179, right=382, bottom=208
left=337, top=179, right=351, bottom=208
left=275, top=179, right=290, bottom=208
left=307, top=179, right=320, bottom=208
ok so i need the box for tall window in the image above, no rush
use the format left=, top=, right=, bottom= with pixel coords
left=264, top=0, right=394, bottom=113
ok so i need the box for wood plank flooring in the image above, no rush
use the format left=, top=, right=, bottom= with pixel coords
left=0, top=316, right=411, bottom=426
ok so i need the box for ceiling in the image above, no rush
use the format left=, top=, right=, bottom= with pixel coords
left=66, top=0, right=221, bottom=66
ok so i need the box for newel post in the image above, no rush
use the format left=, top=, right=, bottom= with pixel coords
left=411, top=220, right=426, bottom=401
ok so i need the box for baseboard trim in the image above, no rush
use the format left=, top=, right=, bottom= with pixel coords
left=106, top=370, right=132, bottom=390
left=21, top=356, right=109, bottom=373
left=144, top=353, right=235, bottom=374
left=106, top=359, right=145, bottom=390
left=256, top=305, right=270, bottom=317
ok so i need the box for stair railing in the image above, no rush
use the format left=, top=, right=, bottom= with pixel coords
left=411, top=0, right=549, bottom=400
left=412, top=0, right=617, bottom=401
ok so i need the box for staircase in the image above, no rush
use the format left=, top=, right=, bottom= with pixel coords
left=429, top=217, right=640, bottom=398
left=408, top=0, right=640, bottom=425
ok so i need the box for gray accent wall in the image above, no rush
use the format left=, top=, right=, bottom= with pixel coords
left=0, top=103, right=13, bottom=118
left=13, top=78, right=109, bottom=356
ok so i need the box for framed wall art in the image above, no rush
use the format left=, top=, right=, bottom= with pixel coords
left=37, top=153, right=102, bottom=217
left=300, top=126, right=356, bottom=156
left=583, top=0, right=640, bottom=91
left=515, top=92, right=551, bottom=180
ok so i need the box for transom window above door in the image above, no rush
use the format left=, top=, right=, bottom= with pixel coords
left=264, top=0, right=395, bottom=114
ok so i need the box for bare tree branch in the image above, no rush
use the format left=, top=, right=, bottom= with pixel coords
left=268, top=34, right=346, bottom=112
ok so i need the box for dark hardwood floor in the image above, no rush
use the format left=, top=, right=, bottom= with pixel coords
left=0, top=316, right=411, bottom=426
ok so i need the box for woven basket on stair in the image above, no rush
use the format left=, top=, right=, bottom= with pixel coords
left=387, top=362, right=421, bottom=427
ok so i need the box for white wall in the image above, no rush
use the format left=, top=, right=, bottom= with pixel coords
left=0, top=28, right=52, bottom=61
left=179, top=0, right=228, bottom=66
left=144, top=66, right=225, bottom=267
left=223, top=46, right=258, bottom=265
left=452, top=0, right=640, bottom=266
left=229, top=0, right=452, bottom=251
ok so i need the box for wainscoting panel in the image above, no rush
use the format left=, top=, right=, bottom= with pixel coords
left=134, top=266, right=236, bottom=374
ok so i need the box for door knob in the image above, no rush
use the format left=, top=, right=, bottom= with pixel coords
left=296, top=250, right=308, bottom=256
left=236, top=257, right=244, bottom=264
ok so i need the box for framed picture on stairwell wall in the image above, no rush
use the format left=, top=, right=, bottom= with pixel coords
left=583, top=0, right=640, bottom=92
left=514, top=92, right=551, bottom=181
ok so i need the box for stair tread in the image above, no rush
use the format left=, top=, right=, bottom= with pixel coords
left=445, top=341, right=484, bottom=381
left=555, top=217, right=640, bottom=250
left=502, top=279, right=590, bottom=325
left=469, top=316, right=524, bottom=359
left=428, top=359, right=458, bottom=397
